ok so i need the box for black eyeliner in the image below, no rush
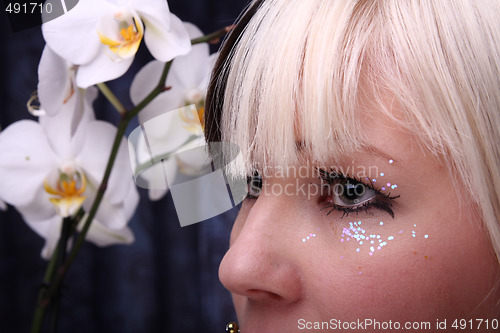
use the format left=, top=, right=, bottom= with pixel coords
left=316, top=167, right=400, bottom=218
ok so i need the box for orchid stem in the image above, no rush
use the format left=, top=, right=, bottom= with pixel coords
left=191, top=25, right=234, bottom=45
left=134, top=135, right=198, bottom=175
left=48, top=217, right=72, bottom=333
left=30, top=215, right=73, bottom=333
left=30, top=247, right=59, bottom=333
left=97, top=83, right=127, bottom=115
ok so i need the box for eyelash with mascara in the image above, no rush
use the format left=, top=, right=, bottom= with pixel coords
left=244, top=168, right=400, bottom=218
left=316, top=167, right=399, bottom=218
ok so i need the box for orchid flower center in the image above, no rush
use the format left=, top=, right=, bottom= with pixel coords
left=180, top=90, right=205, bottom=135
left=97, top=9, right=144, bottom=61
left=44, top=163, right=87, bottom=218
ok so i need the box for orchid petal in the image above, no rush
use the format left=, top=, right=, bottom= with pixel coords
left=37, top=46, right=72, bottom=116
left=138, top=85, right=185, bottom=124
left=142, top=12, right=191, bottom=62
left=42, top=0, right=114, bottom=65
left=22, top=214, right=62, bottom=260
left=16, top=185, right=57, bottom=222
left=39, top=87, right=97, bottom=159
left=130, top=60, right=165, bottom=105
left=75, top=48, right=134, bottom=88
left=70, top=87, right=87, bottom=137
left=82, top=171, right=137, bottom=230
left=167, top=23, right=210, bottom=89
left=199, top=53, right=219, bottom=91
left=79, top=215, right=134, bottom=247
left=76, top=121, right=132, bottom=204
left=140, top=107, right=192, bottom=158
left=130, top=59, right=185, bottom=124
left=0, top=121, right=59, bottom=206
left=137, top=157, right=177, bottom=197
left=175, top=136, right=211, bottom=175
left=123, top=174, right=139, bottom=220
left=82, top=177, right=125, bottom=230
left=148, top=189, right=168, bottom=201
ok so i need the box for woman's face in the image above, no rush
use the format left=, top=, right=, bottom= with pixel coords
left=219, top=111, right=500, bottom=332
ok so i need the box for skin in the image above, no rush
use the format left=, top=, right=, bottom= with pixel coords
left=218, top=113, right=500, bottom=332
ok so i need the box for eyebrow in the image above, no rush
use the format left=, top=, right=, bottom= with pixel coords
left=362, top=145, right=394, bottom=162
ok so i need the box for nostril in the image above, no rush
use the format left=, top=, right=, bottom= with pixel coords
left=246, top=289, right=283, bottom=301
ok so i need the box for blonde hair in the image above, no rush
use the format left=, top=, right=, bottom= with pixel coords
left=205, top=0, right=500, bottom=262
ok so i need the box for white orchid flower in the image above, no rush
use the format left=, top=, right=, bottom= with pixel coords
left=0, top=88, right=138, bottom=259
left=37, top=45, right=85, bottom=135
left=42, top=0, right=191, bottom=88
left=129, top=22, right=216, bottom=200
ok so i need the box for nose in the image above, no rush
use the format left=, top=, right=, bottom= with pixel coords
left=219, top=191, right=304, bottom=303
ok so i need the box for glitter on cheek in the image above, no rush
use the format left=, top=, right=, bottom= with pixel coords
left=381, top=187, right=386, bottom=191
left=380, top=173, right=385, bottom=177
left=340, top=220, right=395, bottom=257
left=387, top=183, right=391, bottom=187
left=424, top=234, right=429, bottom=239
left=389, top=159, right=394, bottom=164
left=302, top=231, right=318, bottom=243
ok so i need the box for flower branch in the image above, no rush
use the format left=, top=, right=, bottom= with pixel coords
left=31, top=60, right=173, bottom=332
left=27, top=25, right=230, bottom=332
left=191, top=25, right=234, bottom=45
left=97, top=83, right=127, bottom=116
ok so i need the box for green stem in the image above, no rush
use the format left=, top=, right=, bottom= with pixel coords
left=134, top=135, right=198, bottom=175
left=30, top=214, right=73, bottom=333
left=30, top=247, right=59, bottom=333
left=191, top=25, right=234, bottom=45
left=48, top=217, right=72, bottom=333
left=97, top=83, right=127, bottom=115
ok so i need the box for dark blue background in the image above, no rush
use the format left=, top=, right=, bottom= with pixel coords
left=0, top=0, right=249, bottom=332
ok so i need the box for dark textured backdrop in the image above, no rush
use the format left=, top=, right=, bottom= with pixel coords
left=0, top=0, right=249, bottom=332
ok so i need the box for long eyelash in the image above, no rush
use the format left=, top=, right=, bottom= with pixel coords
left=316, top=167, right=400, bottom=218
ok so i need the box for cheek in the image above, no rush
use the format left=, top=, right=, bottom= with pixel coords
left=310, top=206, right=499, bottom=321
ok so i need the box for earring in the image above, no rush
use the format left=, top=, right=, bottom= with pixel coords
left=226, top=321, right=239, bottom=333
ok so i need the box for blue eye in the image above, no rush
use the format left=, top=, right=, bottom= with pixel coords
left=317, top=168, right=399, bottom=218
